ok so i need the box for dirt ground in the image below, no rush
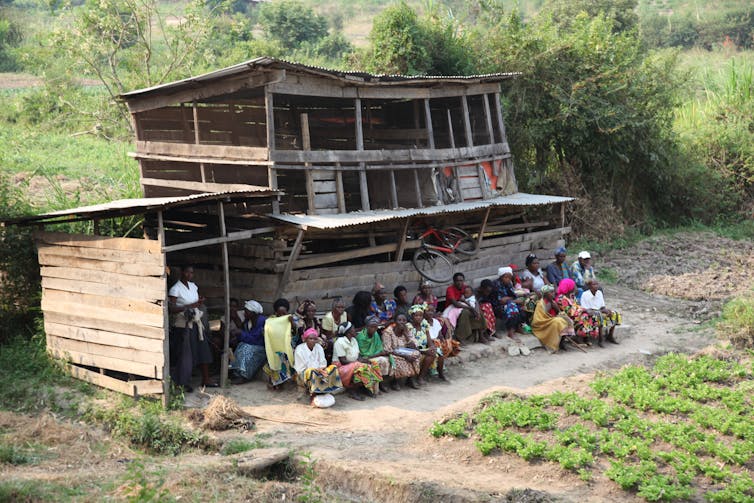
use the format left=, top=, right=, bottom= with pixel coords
left=1, top=231, right=749, bottom=501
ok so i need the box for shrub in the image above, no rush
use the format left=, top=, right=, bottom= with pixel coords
left=718, top=295, right=754, bottom=348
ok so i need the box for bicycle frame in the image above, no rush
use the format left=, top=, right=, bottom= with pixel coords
left=417, top=227, right=463, bottom=254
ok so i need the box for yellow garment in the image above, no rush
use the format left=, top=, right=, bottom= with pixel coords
left=531, top=300, right=570, bottom=351
left=264, top=315, right=294, bottom=371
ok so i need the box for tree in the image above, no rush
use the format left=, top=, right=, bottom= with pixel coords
left=257, top=0, right=328, bottom=52
left=0, top=12, right=21, bottom=72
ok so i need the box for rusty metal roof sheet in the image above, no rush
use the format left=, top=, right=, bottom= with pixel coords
left=4, top=189, right=280, bottom=225
left=268, top=192, right=574, bottom=230
left=120, top=57, right=519, bottom=100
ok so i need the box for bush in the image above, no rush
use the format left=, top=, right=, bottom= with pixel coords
left=718, top=295, right=754, bottom=348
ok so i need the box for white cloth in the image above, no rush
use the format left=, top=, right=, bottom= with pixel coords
left=168, top=280, right=199, bottom=328
left=332, top=336, right=360, bottom=364
left=580, top=290, right=606, bottom=310
left=294, top=343, right=327, bottom=374
left=521, top=269, right=546, bottom=292
left=244, top=300, right=263, bottom=314
left=428, top=318, right=443, bottom=340
left=465, top=295, right=477, bottom=308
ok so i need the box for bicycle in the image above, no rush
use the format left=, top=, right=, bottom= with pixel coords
left=411, top=226, right=478, bottom=283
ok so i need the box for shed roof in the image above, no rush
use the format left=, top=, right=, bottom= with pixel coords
left=268, top=192, right=573, bottom=230
left=4, top=189, right=280, bottom=225
left=120, top=57, right=519, bottom=101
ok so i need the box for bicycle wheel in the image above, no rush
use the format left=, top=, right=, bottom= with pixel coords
left=412, top=247, right=454, bottom=283
left=445, top=226, right=478, bottom=256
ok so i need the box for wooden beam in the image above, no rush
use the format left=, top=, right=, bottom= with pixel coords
left=494, top=92, right=509, bottom=144
left=265, top=86, right=280, bottom=214
left=125, top=69, right=285, bottom=114
left=461, top=95, right=474, bottom=148
left=141, top=178, right=269, bottom=194
left=158, top=210, right=170, bottom=405
left=66, top=363, right=163, bottom=396
left=355, top=97, right=370, bottom=211
left=411, top=169, right=423, bottom=208
left=560, top=201, right=566, bottom=229
left=129, top=152, right=274, bottom=166
left=394, top=218, right=410, bottom=263
left=268, top=78, right=500, bottom=100
left=301, top=113, right=315, bottom=214
left=218, top=202, right=230, bottom=389
left=192, top=102, right=206, bottom=183
left=477, top=206, right=491, bottom=248
left=423, top=99, right=435, bottom=149
left=389, top=170, right=398, bottom=209
left=275, top=229, right=305, bottom=299
left=269, top=143, right=508, bottom=164
left=483, top=93, right=495, bottom=144
left=293, top=239, right=421, bottom=270
left=134, top=140, right=268, bottom=162
left=335, top=163, right=346, bottom=213
left=161, top=226, right=277, bottom=252
left=477, top=163, right=489, bottom=199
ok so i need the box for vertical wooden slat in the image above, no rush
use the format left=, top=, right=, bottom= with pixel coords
left=276, top=229, right=304, bottom=300
left=394, top=218, right=410, bottom=263
left=389, top=170, right=398, bottom=208
left=483, top=93, right=495, bottom=144
left=561, top=202, right=566, bottom=229
left=477, top=207, right=491, bottom=248
left=477, top=163, right=489, bottom=199
left=301, top=113, right=315, bottom=214
left=218, top=202, right=230, bottom=389
left=461, top=95, right=473, bottom=148
left=158, top=211, right=170, bottom=407
left=335, top=163, right=346, bottom=213
left=423, top=99, right=435, bottom=149
left=413, top=169, right=423, bottom=208
left=228, top=103, right=240, bottom=145
left=192, top=102, right=206, bottom=183
left=265, top=87, right=279, bottom=214
left=494, top=92, right=509, bottom=144
left=179, top=104, right=192, bottom=143
left=446, top=109, right=463, bottom=202
left=355, top=97, right=370, bottom=211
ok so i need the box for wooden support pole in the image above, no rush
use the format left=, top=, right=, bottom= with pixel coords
left=446, top=109, right=464, bottom=203
left=218, top=202, right=231, bottom=389
left=355, top=98, right=370, bottom=211
left=560, top=202, right=566, bottom=229
left=483, top=93, right=495, bottom=144
left=300, top=113, right=315, bottom=214
left=265, top=88, right=279, bottom=214
left=276, top=229, right=304, bottom=300
left=494, top=92, right=509, bottom=144
left=412, top=169, right=423, bottom=208
left=394, top=218, right=410, bottom=263
left=477, top=206, right=491, bottom=248
left=461, top=95, right=474, bottom=148
left=389, top=170, right=398, bottom=209
left=158, top=211, right=170, bottom=407
left=335, top=162, right=346, bottom=213
left=423, top=98, right=435, bottom=149
left=446, top=109, right=456, bottom=149
left=192, top=102, right=206, bottom=183
left=477, top=163, right=489, bottom=199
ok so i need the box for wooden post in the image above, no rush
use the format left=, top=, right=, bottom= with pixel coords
left=355, top=98, right=370, bottom=211
left=412, top=169, right=423, bottom=208
left=265, top=88, right=279, bottom=213
left=335, top=163, right=346, bottom=213
left=477, top=163, right=489, bottom=199
left=423, top=99, right=435, bottom=149
left=447, top=109, right=464, bottom=202
left=180, top=104, right=192, bottom=142
left=218, top=202, right=231, bottom=389
left=483, top=93, right=495, bottom=144
left=446, top=109, right=456, bottom=149
left=92, top=219, right=100, bottom=236
left=300, top=113, right=315, bottom=214
left=461, top=95, right=473, bottom=148
left=394, top=218, right=410, bottom=263
left=276, top=229, right=304, bottom=300
left=157, top=211, right=171, bottom=407
left=192, top=102, right=206, bottom=183
left=494, top=92, right=509, bottom=144
left=389, top=170, right=398, bottom=208
left=560, top=202, right=566, bottom=229
left=477, top=206, right=491, bottom=248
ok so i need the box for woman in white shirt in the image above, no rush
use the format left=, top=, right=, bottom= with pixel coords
left=293, top=328, right=342, bottom=403
left=520, top=254, right=550, bottom=293
left=167, top=265, right=216, bottom=391
left=332, top=322, right=384, bottom=400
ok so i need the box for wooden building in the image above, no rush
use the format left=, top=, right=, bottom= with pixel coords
left=8, top=58, right=573, bottom=398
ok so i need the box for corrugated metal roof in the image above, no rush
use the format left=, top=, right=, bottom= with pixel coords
left=268, top=193, right=574, bottom=230
left=5, top=189, right=280, bottom=225
left=120, top=57, right=519, bottom=100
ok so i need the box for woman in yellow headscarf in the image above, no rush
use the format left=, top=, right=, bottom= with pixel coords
left=531, top=285, right=575, bottom=353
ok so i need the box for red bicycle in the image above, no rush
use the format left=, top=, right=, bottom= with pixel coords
left=412, top=226, right=478, bottom=282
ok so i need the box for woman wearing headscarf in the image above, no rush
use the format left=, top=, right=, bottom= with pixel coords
left=412, top=280, right=438, bottom=310
left=230, top=300, right=267, bottom=384
left=520, top=254, right=550, bottom=293
left=531, top=285, right=575, bottom=352
left=297, top=299, right=330, bottom=360
left=355, top=317, right=393, bottom=393
left=492, top=266, right=527, bottom=344
left=294, top=327, right=343, bottom=401
left=407, top=304, right=443, bottom=383
left=332, top=321, right=383, bottom=399
left=545, top=247, right=571, bottom=287
left=555, top=278, right=600, bottom=344
left=262, top=298, right=296, bottom=388
left=380, top=313, right=421, bottom=389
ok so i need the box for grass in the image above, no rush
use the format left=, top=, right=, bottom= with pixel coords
left=221, top=436, right=269, bottom=455
left=430, top=352, right=754, bottom=502
left=0, top=480, right=87, bottom=501
left=718, top=294, right=754, bottom=348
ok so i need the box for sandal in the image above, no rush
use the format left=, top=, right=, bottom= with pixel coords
left=518, top=344, right=531, bottom=356
left=507, top=344, right=520, bottom=356
left=202, top=382, right=220, bottom=388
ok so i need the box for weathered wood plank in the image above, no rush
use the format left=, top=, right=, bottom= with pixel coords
left=42, top=292, right=164, bottom=323
left=38, top=253, right=165, bottom=276
left=293, top=240, right=420, bottom=269
left=141, top=178, right=268, bottom=194
left=44, top=312, right=164, bottom=339
left=65, top=363, right=163, bottom=396
left=45, top=322, right=164, bottom=353
left=42, top=277, right=164, bottom=303
left=50, top=346, right=162, bottom=379
left=270, top=143, right=507, bottom=164
left=40, top=267, right=163, bottom=292
left=135, top=140, right=268, bottom=162
left=34, top=232, right=160, bottom=254
left=37, top=244, right=162, bottom=265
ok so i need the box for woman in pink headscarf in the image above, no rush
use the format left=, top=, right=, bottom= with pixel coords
left=293, top=328, right=343, bottom=400
left=554, top=278, right=600, bottom=344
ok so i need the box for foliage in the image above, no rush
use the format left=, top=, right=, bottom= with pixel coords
left=719, top=295, right=754, bottom=348
left=0, top=442, right=33, bottom=465
left=121, top=458, right=172, bottom=502
left=640, top=5, right=754, bottom=50
left=0, top=479, right=84, bottom=501
left=0, top=10, right=21, bottom=71
left=220, top=436, right=267, bottom=455
left=257, top=0, right=328, bottom=52
left=297, top=452, right=323, bottom=503
left=430, top=353, right=754, bottom=501
left=86, top=397, right=209, bottom=455
left=543, top=0, right=639, bottom=33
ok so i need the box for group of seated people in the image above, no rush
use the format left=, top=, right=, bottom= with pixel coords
left=167, top=246, right=621, bottom=406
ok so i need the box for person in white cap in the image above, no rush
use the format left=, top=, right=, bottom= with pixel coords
left=230, top=300, right=268, bottom=384
left=571, top=251, right=596, bottom=298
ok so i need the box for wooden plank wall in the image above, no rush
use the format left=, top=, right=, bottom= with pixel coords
left=35, top=231, right=166, bottom=396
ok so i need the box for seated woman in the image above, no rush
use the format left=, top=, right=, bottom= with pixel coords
left=520, top=254, right=550, bottom=293
left=554, top=279, right=600, bottom=345
left=332, top=322, right=383, bottom=400
left=443, top=273, right=490, bottom=344
left=293, top=328, right=343, bottom=403
left=380, top=313, right=421, bottom=390
left=412, top=280, right=438, bottom=310
left=492, top=266, right=527, bottom=343
left=347, top=291, right=373, bottom=331
left=394, top=285, right=411, bottom=321
left=531, top=285, right=576, bottom=353
left=407, top=304, right=443, bottom=383
left=263, top=298, right=296, bottom=389
left=321, top=298, right=347, bottom=339
left=230, top=300, right=267, bottom=384
left=476, top=279, right=498, bottom=338
left=297, top=299, right=330, bottom=360
left=580, top=279, right=621, bottom=346
left=370, top=282, right=397, bottom=323
left=355, top=317, right=393, bottom=393
left=424, top=303, right=460, bottom=359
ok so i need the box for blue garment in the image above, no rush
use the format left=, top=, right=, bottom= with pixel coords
left=492, top=279, right=522, bottom=329
left=239, top=315, right=267, bottom=346
left=546, top=261, right=570, bottom=286
left=231, top=342, right=267, bottom=380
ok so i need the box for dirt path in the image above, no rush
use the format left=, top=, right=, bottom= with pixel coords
left=187, top=283, right=714, bottom=501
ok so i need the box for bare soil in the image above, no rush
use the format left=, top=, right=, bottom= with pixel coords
left=1, top=231, right=748, bottom=501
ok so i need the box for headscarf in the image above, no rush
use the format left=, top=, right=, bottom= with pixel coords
left=497, top=266, right=513, bottom=277
left=420, top=280, right=433, bottom=288
left=557, top=278, right=576, bottom=296
left=365, top=315, right=380, bottom=327
left=244, top=300, right=263, bottom=314
left=555, top=246, right=567, bottom=256
left=337, top=321, right=354, bottom=336
left=408, top=303, right=427, bottom=315
left=541, top=285, right=555, bottom=295
left=302, top=327, right=319, bottom=341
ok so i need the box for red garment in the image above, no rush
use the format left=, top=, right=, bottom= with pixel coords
left=445, top=284, right=465, bottom=303
left=480, top=302, right=496, bottom=334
